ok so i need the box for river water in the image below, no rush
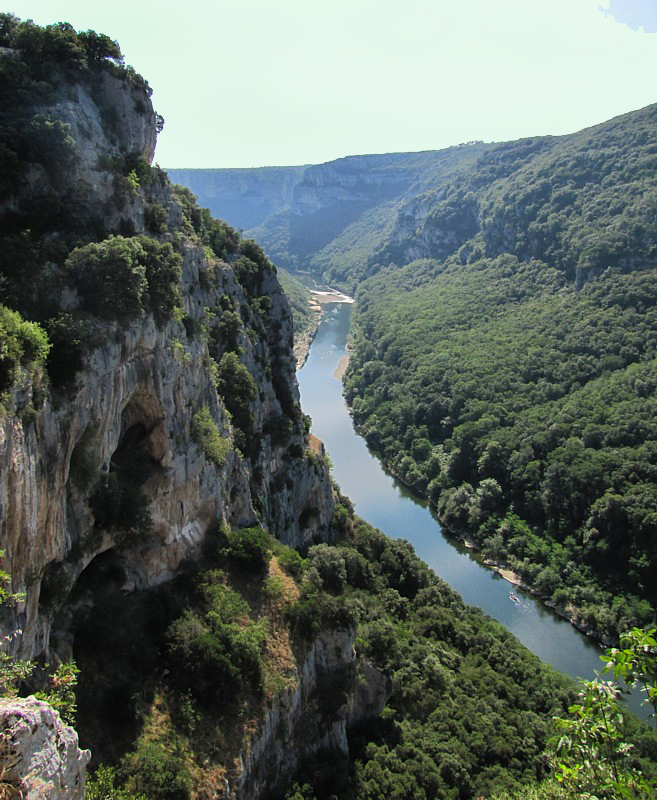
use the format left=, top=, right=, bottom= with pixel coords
left=297, top=301, right=649, bottom=720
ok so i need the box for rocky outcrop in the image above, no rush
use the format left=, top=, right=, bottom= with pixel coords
left=0, top=63, right=333, bottom=664
left=0, top=697, right=89, bottom=800
left=232, top=629, right=389, bottom=800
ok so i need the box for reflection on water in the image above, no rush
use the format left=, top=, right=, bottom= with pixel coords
left=298, top=302, right=649, bottom=720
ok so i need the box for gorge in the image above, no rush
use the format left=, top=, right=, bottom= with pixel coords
left=1, top=14, right=656, bottom=800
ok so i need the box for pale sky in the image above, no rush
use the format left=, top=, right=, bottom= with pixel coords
left=6, top=0, right=657, bottom=168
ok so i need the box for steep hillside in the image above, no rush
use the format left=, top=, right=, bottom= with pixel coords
left=2, top=16, right=655, bottom=800
left=0, top=19, right=344, bottom=795
left=173, top=102, right=657, bottom=641
left=0, top=18, right=333, bottom=667
left=344, top=104, right=657, bottom=641
left=171, top=145, right=491, bottom=288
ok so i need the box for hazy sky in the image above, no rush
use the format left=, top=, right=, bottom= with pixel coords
left=7, top=0, right=657, bottom=168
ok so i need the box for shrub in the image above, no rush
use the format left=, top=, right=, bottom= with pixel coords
left=123, top=740, right=192, bottom=800
left=223, top=526, right=273, bottom=573
left=308, top=544, right=347, bottom=592
left=0, top=305, right=50, bottom=394
left=86, top=765, right=147, bottom=800
left=67, top=237, right=148, bottom=322
left=215, top=309, right=242, bottom=354
left=191, top=407, right=230, bottom=467
left=139, top=236, right=182, bottom=322
left=203, top=213, right=240, bottom=259
left=43, top=313, right=90, bottom=389
left=166, top=608, right=264, bottom=702
left=215, top=352, right=257, bottom=446
left=286, top=594, right=322, bottom=640
left=275, top=544, right=306, bottom=580
left=144, top=202, right=169, bottom=234
left=66, top=236, right=182, bottom=324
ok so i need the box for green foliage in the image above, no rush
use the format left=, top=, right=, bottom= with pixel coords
left=122, top=740, right=192, bottom=800
left=144, top=202, right=169, bottom=234
left=215, top=351, right=257, bottom=451
left=191, top=406, right=230, bottom=467
left=601, top=627, right=657, bottom=718
left=43, top=313, right=91, bottom=389
left=66, top=236, right=181, bottom=324
left=166, top=574, right=266, bottom=703
left=222, top=526, right=273, bottom=573
left=346, top=255, right=657, bottom=638
left=86, top=765, right=147, bottom=800
left=34, top=662, right=80, bottom=726
left=538, top=633, right=657, bottom=799
left=275, top=543, right=307, bottom=580
left=67, top=237, right=147, bottom=322
left=0, top=554, right=33, bottom=697
left=215, top=309, right=242, bottom=353
left=203, top=213, right=240, bottom=260
left=284, top=517, right=581, bottom=799
left=308, top=544, right=347, bottom=592
left=332, top=105, right=657, bottom=639
left=0, top=304, right=50, bottom=395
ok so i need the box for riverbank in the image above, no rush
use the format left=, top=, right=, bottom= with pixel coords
left=294, top=287, right=354, bottom=369
left=338, top=372, right=613, bottom=645
left=351, top=437, right=614, bottom=646
left=298, top=300, right=652, bottom=719
left=333, top=355, right=350, bottom=380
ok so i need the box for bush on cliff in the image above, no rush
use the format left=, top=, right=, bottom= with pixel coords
left=66, top=235, right=181, bottom=324
left=0, top=304, right=50, bottom=397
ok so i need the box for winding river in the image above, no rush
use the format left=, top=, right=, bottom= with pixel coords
left=298, top=301, right=649, bottom=721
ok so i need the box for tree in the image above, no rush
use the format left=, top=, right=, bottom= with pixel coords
left=601, top=627, right=657, bottom=719
left=548, top=628, right=657, bottom=798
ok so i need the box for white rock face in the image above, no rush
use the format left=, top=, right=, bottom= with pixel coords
left=232, top=630, right=390, bottom=800
left=0, top=697, right=90, bottom=800
left=0, top=64, right=333, bottom=663
left=0, top=51, right=340, bottom=800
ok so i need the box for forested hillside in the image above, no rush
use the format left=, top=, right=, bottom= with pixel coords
left=2, top=14, right=656, bottom=800
left=171, top=145, right=491, bottom=286
left=344, top=104, right=657, bottom=641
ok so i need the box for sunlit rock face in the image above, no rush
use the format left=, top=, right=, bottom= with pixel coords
left=0, top=65, right=333, bottom=664
left=0, top=696, right=90, bottom=800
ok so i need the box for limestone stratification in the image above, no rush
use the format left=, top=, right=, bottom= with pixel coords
left=0, top=696, right=90, bottom=800
left=0, top=56, right=333, bottom=665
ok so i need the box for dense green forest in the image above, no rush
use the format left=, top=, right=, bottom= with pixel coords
left=344, top=103, right=657, bottom=641
left=77, top=493, right=657, bottom=800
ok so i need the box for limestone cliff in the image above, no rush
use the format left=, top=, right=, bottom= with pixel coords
left=0, top=696, right=89, bottom=800
left=171, top=145, right=491, bottom=286
left=0, top=52, right=333, bottom=667
left=0, top=24, right=397, bottom=799
left=233, top=629, right=389, bottom=800
left=166, top=166, right=307, bottom=230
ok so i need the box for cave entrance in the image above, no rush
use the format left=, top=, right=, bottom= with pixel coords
left=69, top=547, right=186, bottom=764
left=112, top=392, right=168, bottom=487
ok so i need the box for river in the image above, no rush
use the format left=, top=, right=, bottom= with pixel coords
left=297, top=301, right=649, bottom=721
